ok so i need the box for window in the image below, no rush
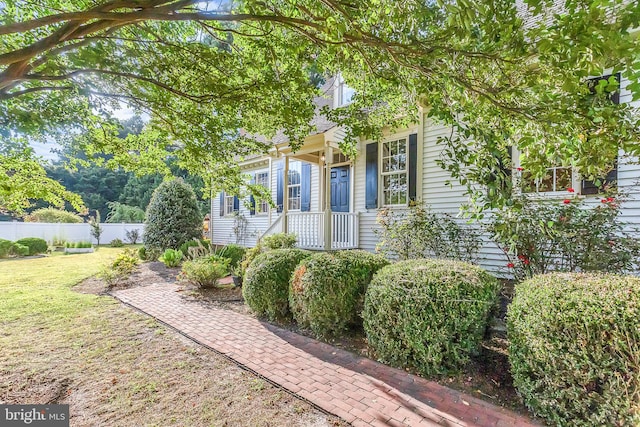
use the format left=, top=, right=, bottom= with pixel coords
left=224, top=194, right=235, bottom=216
left=519, top=73, right=620, bottom=195
left=288, top=161, right=302, bottom=210
left=381, top=138, right=408, bottom=205
left=336, top=75, right=355, bottom=106
left=522, top=166, right=575, bottom=193
left=255, top=171, right=269, bottom=214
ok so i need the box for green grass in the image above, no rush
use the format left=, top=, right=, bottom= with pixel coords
left=0, top=248, right=340, bottom=426
left=0, top=249, right=121, bottom=323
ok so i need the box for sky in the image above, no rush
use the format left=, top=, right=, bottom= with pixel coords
left=30, top=104, right=140, bottom=161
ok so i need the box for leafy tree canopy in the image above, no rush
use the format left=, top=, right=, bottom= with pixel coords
left=1, top=0, right=640, bottom=214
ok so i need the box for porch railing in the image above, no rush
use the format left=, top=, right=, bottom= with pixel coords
left=286, top=212, right=359, bottom=250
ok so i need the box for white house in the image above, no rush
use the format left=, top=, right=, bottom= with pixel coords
left=210, top=74, right=640, bottom=276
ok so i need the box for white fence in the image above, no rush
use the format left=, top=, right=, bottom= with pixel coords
left=0, top=222, right=145, bottom=244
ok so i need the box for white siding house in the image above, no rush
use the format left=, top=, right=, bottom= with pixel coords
left=211, top=74, right=640, bottom=277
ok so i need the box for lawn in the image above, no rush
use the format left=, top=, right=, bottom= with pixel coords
left=0, top=249, right=344, bottom=426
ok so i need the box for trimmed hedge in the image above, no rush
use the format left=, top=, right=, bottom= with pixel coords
left=508, top=273, right=640, bottom=427
left=15, top=237, right=48, bottom=255
left=261, top=233, right=297, bottom=250
left=0, top=239, right=26, bottom=258
left=289, top=250, right=389, bottom=337
left=363, top=259, right=499, bottom=376
left=242, top=248, right=310, bottom=320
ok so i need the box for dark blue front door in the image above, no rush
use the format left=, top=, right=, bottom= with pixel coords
left=330, top=166, right=350, bottom=212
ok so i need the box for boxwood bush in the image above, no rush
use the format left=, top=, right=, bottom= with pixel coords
left=508, top=273, right=640, bottom=427
left=15, top=237, right=48, bottom=255
left=363, top=259, right=499, bottom=376
left=242, top=248, right=310, bottom=320
left=0, top=239, right=27, bottom=258
left=289, top=250, right=389, bottom=337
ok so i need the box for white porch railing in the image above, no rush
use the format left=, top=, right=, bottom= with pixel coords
left=287, top=212, right=359, bottom=250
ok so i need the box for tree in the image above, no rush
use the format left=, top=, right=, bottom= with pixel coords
left=2, top=1, right=640, bottom=214
left=143, top=178, right=201, bottom=250
left=106, top=201, right=145, bottom=223
left=89, top=210, right=103, bottom=246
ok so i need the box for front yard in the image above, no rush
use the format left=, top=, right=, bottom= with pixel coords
left=0, top=249, right=344, bottom=426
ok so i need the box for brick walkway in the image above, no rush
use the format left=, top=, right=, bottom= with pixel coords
left=112, top=283, right=540, bottom=427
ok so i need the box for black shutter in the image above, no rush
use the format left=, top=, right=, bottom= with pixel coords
left=249, top=174, right=256, bottom=216
left=588, top=73, right=621, bottom=104
left=582, top=162, right=618, bottom=195
left=365, top=142, right=378, bottom=209
left=219, top=192, right=225, bottom=217
left=276, top=160, right=284, bottom=213
left=233, top=196, right=239, bottom=212
left=408, top=134, right=418, bottom=203
left=581, top=73, right=620, bottom=194
left=301, top=163, right=311, bottom=212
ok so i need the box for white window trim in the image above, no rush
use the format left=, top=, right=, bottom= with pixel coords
left=379, top=133, right=410, bottom=207
left=513, top=148, right=580, bottom=199
left=254, top=170, right=270, bottom=215
left=334, top=74, right=355, bottom=107
left=223, top=193, right=235, bottom=216
left=287, top=161, right=302, bottom=212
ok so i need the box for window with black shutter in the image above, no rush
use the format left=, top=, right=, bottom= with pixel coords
left=581, top=73, right=620, bottom=194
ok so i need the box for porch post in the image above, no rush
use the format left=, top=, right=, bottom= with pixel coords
left=283, top=156, right=289, bottom=234
left=323, top=145, right=333, bottom=251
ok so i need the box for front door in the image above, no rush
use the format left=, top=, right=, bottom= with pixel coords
left=330, top=166, right=350, bottom=212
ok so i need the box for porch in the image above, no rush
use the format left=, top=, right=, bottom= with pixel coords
left=261, top=211, right=359, bottom=250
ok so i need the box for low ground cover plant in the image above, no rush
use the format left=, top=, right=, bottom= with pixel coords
left=99, top=248, right=140, bottom=286
left=242, top=248, right=310, bottom=320
left=110, top=238, right=124, bottom=247
left=65, top=241, right=93, bottom=248
left=289, top=250, right=389, bottom=337
left=15, top=238, right=48, bottom=255
left=180, top=255, right=229, bottom=288
left=160, top=249, right=183, bottom=267
left=508, top=272, right=640, bottom=426
left=363, top=259, right=500, bottom=376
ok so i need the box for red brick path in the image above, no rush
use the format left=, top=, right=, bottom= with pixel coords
left=112, top=283, right=540, bottom=427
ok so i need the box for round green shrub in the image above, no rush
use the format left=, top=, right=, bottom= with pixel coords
left=143, top=178, right=202, bottom=251
left=243, top=248, right=310, bottom=320
left=0, top=239, right=24, bottom=258
left=179, top=239, right=203, bottom=257
left=180, top=256, right=229, bottom=288
left=508, top=273, right=640, bottom=427
left=289, top=250, right=389, bottom=337
left=261, top=233, right=297, bottom=249
left=363, top=259, right=499, bottom=376
left=14, top=243, right=29, bottom=256
left=109, top=238, right=124, bottom=247
left=15, top=237, right=48, bottom=255
left=219, top=244, right=246, bottom=270
left=138, top=246, right=147, bottom=260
